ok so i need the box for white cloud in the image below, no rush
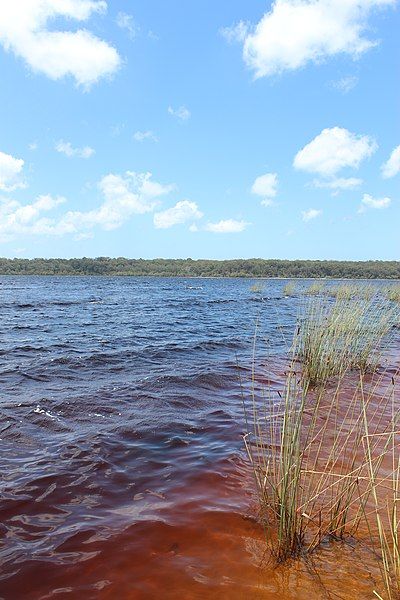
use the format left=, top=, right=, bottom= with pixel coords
left=294, top=127, right=377, bottom=177
left=381, top=145, right=400, bottom=179
left=133, top=130, right=158, bottom=142
left=153, top=200, right=203, bottom=229
left=229, top=0, right=394, bottom=79
left=331, top=76, right=358, bottom=93
left=313, top=176, right=363, bottom=190
left=251, top=172, right=278, bottom=205
left=55, top=140, right=95, bottom=158
left=359, top=193, right=391, bottom=212
left=116, top=12, right=138, bottom=38
left=205, top=219, right=249, bottom=233
left=29, top=142, right=38, bottom=151
left=0, top=172, right=173, bottom=240
left=302, top=208, right=322, bottom=222
left=0, top=150, right=25, bottom=191
left=168, top=105, right=191, bottom=121
left=0, top=1, right=121, bottom=87
left=0, top=194, right=66, bottom=241
left=91, top=172, right=173, bottom=229
left=220, top=21, right=249, bottom=43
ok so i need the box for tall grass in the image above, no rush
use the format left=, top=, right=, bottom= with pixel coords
left=386, top=285, right=400, bottom=303
left=244, top=292, right=400, bottom=582
left=305, top=281, right=325, bottom=295
left=250, top=281, right=265, bottom=294
left=283, top=281, right=296, bottom=296
left=296, top=293, right=397, bottom=386
left=325, top=283, right=377, bottom=300
left=245, top=351, right=376, bottom=562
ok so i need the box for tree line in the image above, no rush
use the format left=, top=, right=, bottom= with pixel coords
left=0, top=258, right=399, bottom=278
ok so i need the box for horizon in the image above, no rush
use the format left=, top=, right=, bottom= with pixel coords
left=0, top=1, right=399, bottom=261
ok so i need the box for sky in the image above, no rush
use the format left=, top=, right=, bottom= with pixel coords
left=0, top=0, right=399, bottom=261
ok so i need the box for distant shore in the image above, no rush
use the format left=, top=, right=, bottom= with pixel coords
left=0, top=258, right=399, bottom=279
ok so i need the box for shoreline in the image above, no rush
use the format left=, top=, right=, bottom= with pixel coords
left=0, top=274, right=400, bottom=280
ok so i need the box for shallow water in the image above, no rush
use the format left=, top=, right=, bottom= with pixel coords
left=0, top=276, right=398, bottom=599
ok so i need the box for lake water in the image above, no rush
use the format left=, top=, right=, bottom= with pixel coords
left=0, top=276, right=397, bottom=599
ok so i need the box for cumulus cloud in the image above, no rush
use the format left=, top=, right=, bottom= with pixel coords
left=302, top=208, right=322, bottom=222
left=0, top=172, right=173, bottom=240
left=55, top=140, right=95, bottom=158
left=226, top=0, right=394, bottom=78
left=0, top=194, right=66, bottom=241
left=251, top=172, right=278, bottom=205
left=205, top=219, right=249, bottom=233
left=133, top=131, right=158, bottom=142
left=381, top=145, right=400, bottom=179
left=0, top=150, right=25, bottom=191
left=0, top=1, right=121, bottom=87
left=294, top=127, right=377, bottom=177
left=116, top=12, right=138, bottom=38
left=359, top=193, right=391, bottom=212
left=154, top=200, right=203, bottom=229
left=168, top=105, right=191, bottom=121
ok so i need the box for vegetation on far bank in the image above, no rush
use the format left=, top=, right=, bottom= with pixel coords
left=0, top=257, right=400, bottom=278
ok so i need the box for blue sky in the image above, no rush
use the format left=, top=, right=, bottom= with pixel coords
left=0, top=0, right=398, bottom=260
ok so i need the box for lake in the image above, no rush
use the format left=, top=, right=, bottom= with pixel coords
left=0, top=276, right=397, bottom=599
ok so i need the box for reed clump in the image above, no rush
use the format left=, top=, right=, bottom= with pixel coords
left=245, top=349, right=379, bottom=562
left=296, top=293, right=397, bottom=386
left=386, top=285, right=400, bottom=303
left=305, top=281, right=325, bottom=296
left=244, top=293, right=400, bottom=596
left=250, top=281, right=265, bottom=294
left=325, top=283, right=377, bottom=300
left=283, top=281, right=296, bottom=296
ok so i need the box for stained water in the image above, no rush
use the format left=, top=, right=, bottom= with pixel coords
left=0, top=277, right=398, bottom=599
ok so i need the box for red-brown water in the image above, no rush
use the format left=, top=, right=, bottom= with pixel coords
left=0, top=277, right=398, bottom=599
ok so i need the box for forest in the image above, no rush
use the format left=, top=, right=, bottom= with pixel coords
left=0, top=258, right=399, bottom=278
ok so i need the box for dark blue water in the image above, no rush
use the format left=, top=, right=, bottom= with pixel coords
left=0, top=276, right=296, bottom=426
left=1, top=276, right=392, bottom=599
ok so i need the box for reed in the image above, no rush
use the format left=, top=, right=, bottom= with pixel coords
left=296, top=293, right=397, bottom=386
left=245, top=356, right=374, bottom=562
left=325, top=283, right=377, bottom=300
left=361, top=375, right=400, bottom=600
left=250, top=281, right=265, bottom=294
left=305, top=281, right=325, bottom=296
left=244, top=293, right=400, bottom=571
left=386, top=285, right=400, bottom=303
left=283, top=281, right=296, bottom=296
